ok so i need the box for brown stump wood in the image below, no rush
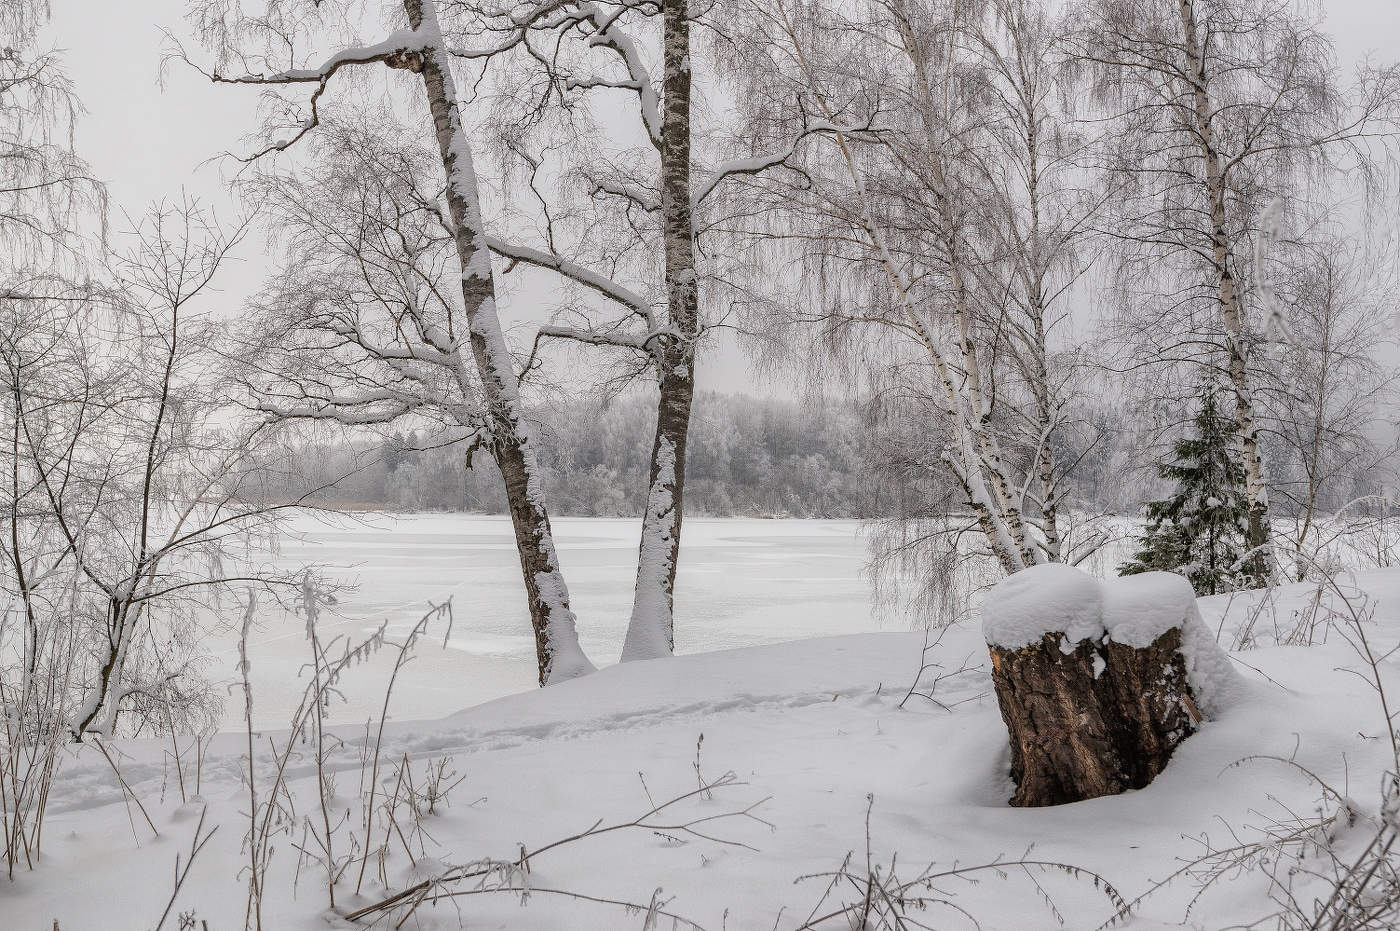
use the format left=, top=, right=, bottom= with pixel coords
left=989, top=628, right=1202, bottom=807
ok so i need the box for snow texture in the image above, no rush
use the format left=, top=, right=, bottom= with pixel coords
left=1100, top=570, right=1198, bottom=648
left=15, top=519, right=1400, bottom=931
left=1104, top=571, right=1242, bottom=717
left=19, top=564, right=1400, bottom=931
left=982, top=564, right=1242, bottom=715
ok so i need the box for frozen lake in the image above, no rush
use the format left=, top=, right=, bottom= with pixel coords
left=234, top=514, right=882, bottom=728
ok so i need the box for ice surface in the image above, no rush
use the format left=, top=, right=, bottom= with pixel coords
left=232, top=513, right=879, bottom=729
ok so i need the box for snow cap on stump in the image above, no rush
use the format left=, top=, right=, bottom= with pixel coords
left=1101, top=571, right=1239, bottom=717
left=982, top=565, right=1241, bottom=806
left=982, top=564, right=1239, bottom=716
left=982, top=563, right=1106, bottom=652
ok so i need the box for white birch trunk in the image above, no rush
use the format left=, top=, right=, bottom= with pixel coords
left=404, top=0, right=595, bottom=683
left=620, top=0, right=698, bottom=661
left=892, top=1, right=1037, bottom=570
left=1177, top=0, right=1274, bottom=582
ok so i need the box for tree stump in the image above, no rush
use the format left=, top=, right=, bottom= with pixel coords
left=982, top=565, right=1237, bottom=807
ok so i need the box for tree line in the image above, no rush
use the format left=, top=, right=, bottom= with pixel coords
left=248, top=391, right=892, bottom=518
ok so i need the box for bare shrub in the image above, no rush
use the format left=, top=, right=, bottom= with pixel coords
left=238, top=581, right=464, bottom=927
left=796, top=795, right=1127, bottom=929
left=347, top=769, right=772, bottom=926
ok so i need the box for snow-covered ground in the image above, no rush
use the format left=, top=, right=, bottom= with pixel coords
left=12, top=519, right=1400, bottom=929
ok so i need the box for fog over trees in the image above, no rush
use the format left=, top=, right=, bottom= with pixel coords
left=243, top=391, right=892, bottom=518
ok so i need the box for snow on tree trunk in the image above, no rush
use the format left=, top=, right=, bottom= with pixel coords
left=403, top=0, right=594, bottom=685
left=621, top=373, right=693, bottom=660
left=983, top=565, right=1240, bottom=806
left=621, top=0, right=698, bottom=661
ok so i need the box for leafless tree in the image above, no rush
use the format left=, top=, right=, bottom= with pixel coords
left=0, top=0, right=104, bottom=278
left=1, top=193, right=307, bottom=877
left=180, top=0, right=596, bottom=684
left=1067, top=0, right=1400, bottom=582
left=963, top=0, right=1109, bottom=563
left=10, top=199, right=297, bottom=738
left=432, top=0, right=831, bottom=658
left=727, top=0, right=1105, bottom=598
left=0, top=4, right=102, bottom=872
left=1257, top=219, right=1399, bottom=580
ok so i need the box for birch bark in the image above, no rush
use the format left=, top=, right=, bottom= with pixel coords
left=620, top=0, right=699, bottom=660
left=403, top=0, right=595, bottom=683
left=1177, top=0, right=1273, bottom=581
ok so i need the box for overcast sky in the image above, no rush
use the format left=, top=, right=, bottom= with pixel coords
left=39, top=0, right=1400, bottom=400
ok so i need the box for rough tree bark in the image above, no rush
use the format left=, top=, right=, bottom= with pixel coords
left=403, top=0, right=594, bottom=685
left=989, top=628, right=1201, bottom=807
left=470, top=0, right=706, bottom=662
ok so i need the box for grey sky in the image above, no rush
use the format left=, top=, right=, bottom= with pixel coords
left=44, top=0, right=770, bottom=397
left=40, top=0, right=1400, bottom=400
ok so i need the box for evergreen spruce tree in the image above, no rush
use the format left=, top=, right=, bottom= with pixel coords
left=1120, top=386, right=1254, bottom=595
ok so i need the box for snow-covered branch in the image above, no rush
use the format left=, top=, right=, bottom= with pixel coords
left=536, top=324, right=650, bottom=350
left=209, top=28, right=428, bottom=86
left=691, top=120, right=860, bottom=208
left=574, top=2, right=663, bottom=148
left=536, top=322, right=677, bottom=352
left=256, top=394, right=422, bottom=426
left=187, top=28, right=433, bottom=160
left=487, top=236, right=652, bottom=317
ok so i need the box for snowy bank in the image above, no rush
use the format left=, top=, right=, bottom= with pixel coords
left=11, top=573, right=1400, bottom=929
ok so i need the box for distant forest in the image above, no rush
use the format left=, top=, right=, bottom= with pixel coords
left=247, top=387, right=1390, bottom=521
left=254, top=392, right=889, bottom=518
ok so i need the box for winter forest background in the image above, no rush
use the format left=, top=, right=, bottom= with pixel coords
left=8, top=0, right=1400, bottom=928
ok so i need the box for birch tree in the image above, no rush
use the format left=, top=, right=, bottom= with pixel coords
left=1258, top=225, right=1399, bottom=579
left=183, top=0, right=595, bottom=684
left=1068, top=0, right=1400, bottom=583
left=441, top=0, right=826, bottom=658
left=963, top=0, right=1106, bottom=563
left=0, top=1, right=104, bottom=289
left=731, top=0, right=1102, bottom=587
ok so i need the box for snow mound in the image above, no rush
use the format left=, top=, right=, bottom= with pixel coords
left=980, top=563, right=1105, bottom=650
left=1101, top=571, right=1196, bottom=647
left=1102, top=571, right=1241, bottom=716
left=982, top=565, right=1242, bottom=715
left=21, top=569, right=1400, bottom=931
